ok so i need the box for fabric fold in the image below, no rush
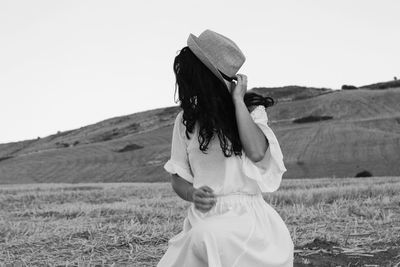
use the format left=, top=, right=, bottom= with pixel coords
left=164, top=159, right=194, bottom=183
left=241, top=105, right=287, bottom=193
left=163, top=111, right=195, bottom=184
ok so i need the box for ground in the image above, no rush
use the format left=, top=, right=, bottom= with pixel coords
left=0, top=177, right=399, bottom=266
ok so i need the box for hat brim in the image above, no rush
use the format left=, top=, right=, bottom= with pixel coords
left=187, top=34, right=229, bottom=90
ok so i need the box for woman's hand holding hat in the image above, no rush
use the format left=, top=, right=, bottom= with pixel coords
left=231, top=73, right=248, bottom=102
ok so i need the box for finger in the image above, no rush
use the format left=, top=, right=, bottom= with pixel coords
left=194, top=188, right=207, bottom=197
left=200, top=186, right=215, bottom=195
left=205, top=191, right=216, bottom=198
left=238, top=74, right=246, bottom=80
left=193, top=195, right=204, bottom=203
left=197, top=207, right=211, bottom=213
left=200, top=207, right=213, bottom=213
left=193, top=194, right=215, bottom=204
left=195, top=203, right=212, bottom=211
left=242, top=77, right=247, bottom=86
left=195, top=201, right=212, bottom=208
left=199, top=185, right=213, bottom=192
left=236, top=74, right=245, bottom=84
left=194, top=203, right=207, bottom=210
left=197, top=204, right=214, bottom=212
left=199, top=187, right=215, bottom=198
left=196, top=198, right=215, bottom=206
left=195, top=206, right=208, bottom=213
left=196, top=196, right=216, bottom=205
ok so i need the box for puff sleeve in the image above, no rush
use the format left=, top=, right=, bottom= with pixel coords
left=241, top=105, right=287, bottom=192
left=163, top=111, right=194, bottom=183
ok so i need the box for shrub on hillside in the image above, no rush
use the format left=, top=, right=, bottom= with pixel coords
left=55, top=142, right=70, bottom=148
left=293, top=115, right=333, bottom=123
left=355, top=170, right=373, bottom=177
left=341, top=85, right=358, bottom=90
left=0, top=156, right=13, bottom=162
left=126, top=123, right=140, bottom=131
left=361, top=80, right=400, bottom=90
left=91, top=129, right=120, bottom=143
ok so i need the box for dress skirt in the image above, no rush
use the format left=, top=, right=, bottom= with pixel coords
left=157, top=192, right=294, bottom=267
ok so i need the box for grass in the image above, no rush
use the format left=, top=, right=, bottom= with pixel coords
left=0, top=177, right=399, bottom=266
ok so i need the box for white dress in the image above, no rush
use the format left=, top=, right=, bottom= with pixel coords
left=157, top=105, right=294, bottom=267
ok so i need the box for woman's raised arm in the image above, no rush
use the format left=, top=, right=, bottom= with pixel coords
left=231, top=74, right=268, bottom=162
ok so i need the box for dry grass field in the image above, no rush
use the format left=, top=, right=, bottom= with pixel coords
left=1, top=177, right=399, bottom=266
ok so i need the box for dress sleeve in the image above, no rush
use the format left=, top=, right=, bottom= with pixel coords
left=163, top=111, right=194, bottom=183
left=241, top=105, right=287, bottom=192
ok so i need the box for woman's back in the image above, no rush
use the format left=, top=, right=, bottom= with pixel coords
left=158, top=29, right=294, bottom=267
left=180, top=109, right=261, bottom=196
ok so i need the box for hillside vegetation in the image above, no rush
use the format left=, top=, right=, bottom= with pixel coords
left=0, top=83, right=399, bottom=183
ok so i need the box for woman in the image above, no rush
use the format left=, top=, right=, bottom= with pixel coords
left=157, top=29, right=294, bottom=267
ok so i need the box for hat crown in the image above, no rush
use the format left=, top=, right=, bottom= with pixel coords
left=187, top=29, right=245, bottom=85
left=196, top=30, right=245, bottom=77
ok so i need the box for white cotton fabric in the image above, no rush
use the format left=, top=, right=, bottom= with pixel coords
left=159, top=105, right=294, bottom=267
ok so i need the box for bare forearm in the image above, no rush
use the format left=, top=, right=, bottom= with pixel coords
left=233, top=98, right=268, bottom=161
left=170, top=174, right=194, bottom=202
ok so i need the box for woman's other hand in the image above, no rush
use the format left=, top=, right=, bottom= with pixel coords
left=230, top=73, right=247, bottom=102
left=191, top=185, right=216, bottom=213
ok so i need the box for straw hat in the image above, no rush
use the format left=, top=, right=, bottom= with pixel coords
left=187, top=29, right=246, bottom=88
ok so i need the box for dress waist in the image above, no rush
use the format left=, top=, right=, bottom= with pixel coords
left=212, top=191, right=264, bottom=205
left=214, top=191, right=261, bottom=197
left=195, top=191, right=264, bottom=214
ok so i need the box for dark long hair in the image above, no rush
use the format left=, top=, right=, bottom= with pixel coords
left=173, top=46, right=274, bottom=157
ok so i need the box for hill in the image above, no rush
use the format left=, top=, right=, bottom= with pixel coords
left=0, top=85, right=399, bottom=183
left=251, top=85, right=332, bottom=102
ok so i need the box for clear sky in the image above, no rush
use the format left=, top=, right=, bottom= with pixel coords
left=1, top=0, right=399, bottom=144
